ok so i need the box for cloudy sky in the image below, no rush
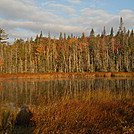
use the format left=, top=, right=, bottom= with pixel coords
left=0, top=0, right=134, bottom=42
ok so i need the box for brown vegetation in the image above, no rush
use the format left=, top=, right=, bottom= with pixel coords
left=33, top=89, right=134, bottom=134
left=33, top=100, right=134, bottom=134
left=0, top=72, right=134, bottom=81
left=0, top=60, right=4, bottom=67
left=0, top=89, right=133, bottom=134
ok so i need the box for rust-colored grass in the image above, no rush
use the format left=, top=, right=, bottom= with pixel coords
left=31, top=90, right=134, bottom=134
left=0, top=72, right=134, bottom=81
left=33, top=100, right=134, bottom=134
left=0, top=89, right=134, bottom=134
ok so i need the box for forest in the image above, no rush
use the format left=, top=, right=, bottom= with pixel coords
left=0, top=18, right=134, bottom=134
left=0, top=18, right=134, bottom=73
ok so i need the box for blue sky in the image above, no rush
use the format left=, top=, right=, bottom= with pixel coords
left=0, top=0, right=134, bottom=42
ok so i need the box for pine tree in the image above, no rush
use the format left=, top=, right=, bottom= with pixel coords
left=118, top=17, right=123, bottom=34
left=59, top=32, right=63, bottom=40
left=0, top=28, right=8, bottom=43
left=71, top=33, right=73, bottom=38
left=130, top=29, right=134, bottom=37
left=102, top=26, right=106, bottom=36
left=110, top=27, right=114, bottom=36
left=81, top=32, right=86, bottom=42
left=64, top=33, right=66, bottom=40
left=39, top=31, right=43, bottom=38
left=67, top=35, right=71, bottom=40
left=90, top=28, right=95, bottom=37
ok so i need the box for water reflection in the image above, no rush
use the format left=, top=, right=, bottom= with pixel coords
left=0, top=78, right=133, bottom=106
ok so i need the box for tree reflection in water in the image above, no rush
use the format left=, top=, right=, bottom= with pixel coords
left=0, top=78, right=133, bottom=107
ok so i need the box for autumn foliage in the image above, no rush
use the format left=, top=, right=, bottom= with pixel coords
left=0, top=20, right=134, bottom=73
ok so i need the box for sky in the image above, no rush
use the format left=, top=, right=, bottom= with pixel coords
left=0, top=0, right=134, bottom=43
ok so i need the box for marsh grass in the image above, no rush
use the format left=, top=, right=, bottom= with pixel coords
left=33, top=89, right=134, bottom=134
left=0, top=107, right=15, bottom=133
left=0, top=72, right=134, bottom=81
left=0, top=89, right=134, bottom=134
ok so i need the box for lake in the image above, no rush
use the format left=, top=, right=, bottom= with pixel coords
left=0, top=78, right=133, bottom=107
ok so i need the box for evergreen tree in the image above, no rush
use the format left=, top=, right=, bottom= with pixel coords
left=71, top=33, right=73, bottom=38
left=59, top=32, right=63, bottom=40
left=0, top=28, right=8, bottom=43
left=130, top=29, right=134, bottom=37
left=90, top=28, right=95, bottom=37
left=110, top=27, right=114, bottom=36
left=81, top=32, right=86, bottom=42
left=67, top=35, right=71, bottom=40
left=118, top=17, right=123, bottom=34
left=64, top=33, right=66, bottom=40
left=39, top=31, right=43, bottom=38
left=102, top=26, right=106, bottom=36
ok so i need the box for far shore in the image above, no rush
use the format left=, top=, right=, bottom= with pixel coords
left=0, top=72, right=134, bottom=80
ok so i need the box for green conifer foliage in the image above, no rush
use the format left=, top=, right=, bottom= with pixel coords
left=0, top=18, right=133, bottom=73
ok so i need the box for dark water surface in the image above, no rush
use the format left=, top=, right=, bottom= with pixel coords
left=0, top=78, right=134, bottom=107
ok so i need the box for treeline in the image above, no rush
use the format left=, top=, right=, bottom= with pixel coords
left=0, top=20, right=134, bottom=73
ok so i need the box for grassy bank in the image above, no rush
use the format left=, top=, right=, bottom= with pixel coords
left=34, top=100, right=134, bottom=134
left=0, top=72, right=134, bottom=80
left=0, top=89, right=134, bottom=134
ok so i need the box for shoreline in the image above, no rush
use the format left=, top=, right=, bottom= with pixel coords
left=0, top=72, right=134, bottom=80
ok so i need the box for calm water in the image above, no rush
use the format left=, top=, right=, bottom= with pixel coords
left=0, top=78, right=134, bottom=107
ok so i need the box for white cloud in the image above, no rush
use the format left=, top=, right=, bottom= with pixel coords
left=66, top=0, right=81, bottom=4
left=0, top=0, right=63, bottom=23
left=49, top=3, right=76, bottom=14
left=0, top=19, right=85, bottom=39
left=72, top=8, right=134, bottom=34
left=0, top=0, right=134, bottom=42
left=89, top=0, right=107, bottom=8
left=41, top=1, right=56, bottom=6
left=119, top=10, right=134, bottom=29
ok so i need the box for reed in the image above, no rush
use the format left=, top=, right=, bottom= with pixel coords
left=33, top=89, right=134, bottom=134
left=0, top=107, right=15, bottom=133
left=0, top=89, right=133, bottom=134
left=0, top=72, right=134, bottom=81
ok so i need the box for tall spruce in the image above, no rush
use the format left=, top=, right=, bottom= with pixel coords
left=110, top=27, right=114, bottom=36
left=119, top=17, right=123, bottom=34
left=90, top=28, right=95, bottom=37
left=0, top=28, right=8, bottom=43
